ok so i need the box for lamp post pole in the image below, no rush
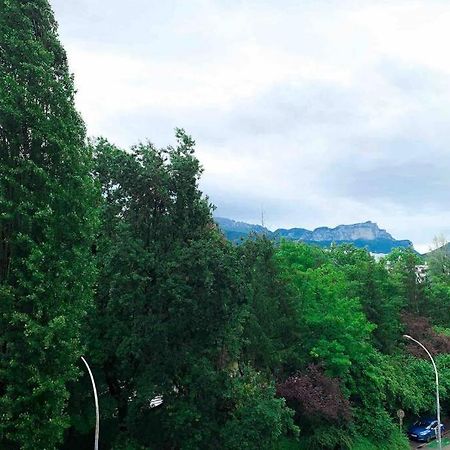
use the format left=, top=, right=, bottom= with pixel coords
left=403, top=334, right=442, bottom=450
left=81, top=356, right=99, bottom=450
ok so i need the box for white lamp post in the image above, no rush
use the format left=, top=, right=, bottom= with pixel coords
left=403, top=334, right=442, bottom=450
left=81, top=356, right=99, bottom=450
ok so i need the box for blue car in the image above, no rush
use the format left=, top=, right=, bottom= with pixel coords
left=408, top=418, right=445, bottom=442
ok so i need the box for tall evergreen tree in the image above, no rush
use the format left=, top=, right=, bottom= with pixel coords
left=238, top=237, right=299, bottom=375
left=85, top=135, right=246, bottom=448
left=0, top=1, right=97, bottom=448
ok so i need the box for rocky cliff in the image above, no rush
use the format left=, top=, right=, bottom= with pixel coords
left=275, top=221, right=393, bottom=241
left=215, top=217, right=413, bottom=254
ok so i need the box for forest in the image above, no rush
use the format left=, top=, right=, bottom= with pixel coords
left=2, top=1, right=450, bottom=449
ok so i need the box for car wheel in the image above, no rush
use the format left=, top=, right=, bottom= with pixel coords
left=426, top=436, right=431, bottom=443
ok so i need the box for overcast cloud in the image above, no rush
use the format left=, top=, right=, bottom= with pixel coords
left=51, top=0, right=450, bottom=252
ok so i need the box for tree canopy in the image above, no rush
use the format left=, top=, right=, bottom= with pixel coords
left=0, top=0, right=97, bottom=448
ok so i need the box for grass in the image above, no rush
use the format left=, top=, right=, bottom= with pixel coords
left=425, top=436, right=450, bottom=448
left=433, top=326, right=450, bottom=337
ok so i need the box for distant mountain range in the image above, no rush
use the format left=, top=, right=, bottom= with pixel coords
left=215, top=217, right=414, bottom=254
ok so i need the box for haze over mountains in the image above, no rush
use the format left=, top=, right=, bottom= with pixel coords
left=215, top=217, right=413, bottom=254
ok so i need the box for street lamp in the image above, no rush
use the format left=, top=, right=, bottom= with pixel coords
left=403, top=334, right=442, bottom=450
left=81, top=356, right=99, bottom=450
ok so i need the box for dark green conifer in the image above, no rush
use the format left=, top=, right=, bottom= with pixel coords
left=0, top=1, right=97, bottom=448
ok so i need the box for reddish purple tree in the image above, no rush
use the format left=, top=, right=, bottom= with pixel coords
left=276, top=364, right=351, bottom=423
left=402, top=312, right=450, bottom=357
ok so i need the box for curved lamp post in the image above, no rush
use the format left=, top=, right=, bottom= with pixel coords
left=81, top=356, right=99, bottom=450
left=403, top=334, right=442, bottom=450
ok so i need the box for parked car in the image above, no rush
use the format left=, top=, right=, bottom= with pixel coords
left=408, top=418, right=445, bottom=442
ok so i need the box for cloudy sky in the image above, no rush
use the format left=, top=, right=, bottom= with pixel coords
left=51, top=0, right=450, bottom=252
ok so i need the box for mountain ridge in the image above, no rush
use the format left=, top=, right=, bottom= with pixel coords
left=214, top=217, right=413, bottom=254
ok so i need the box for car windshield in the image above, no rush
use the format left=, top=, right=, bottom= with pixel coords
left=416, top=420, right=433, bottom=427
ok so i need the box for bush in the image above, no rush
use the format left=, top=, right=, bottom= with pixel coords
left=350, top=429, right=409, bottom=450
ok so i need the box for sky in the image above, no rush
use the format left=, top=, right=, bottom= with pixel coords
left=51, top=0, right=450, bottom=253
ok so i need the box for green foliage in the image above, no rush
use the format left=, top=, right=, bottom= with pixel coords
left=89, top=135, right=233, bottom=448
left=0, top=1, right=97, bottom=448
left=434, top=326, right=450, bottom=337
left=350, top=429, right=409, bottom=450
left=63, top=133, right=296, bottom=449
left=276, top=430, right=409, bottom=450
left=275, top=242, right=374, bottom=378
left=297, top=425, right=354, bottom=450
left=271, top=241, right=450, bottom=447
left=329, top=245, right=404, bottom=352
left=220, top=368, right=298, bottom=450
left=426, top=279, right=450, bottom=325
left=384, top=247, right=424, bottom=313
left=238, top=237, right=299, bottom=374
left=426, top=237, right=450, bottom=278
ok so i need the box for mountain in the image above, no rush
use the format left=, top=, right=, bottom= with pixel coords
left=424, top=242, right=450, bottom=258
left=214, top=217, right=269, bottom=235
left=275, top=221, right=393, bottom=241
left=214, top=217, right=413, bottom=254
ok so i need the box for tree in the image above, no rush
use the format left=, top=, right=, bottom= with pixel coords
left=329, top=245, right=404, bottom=353
left=424, top=236, right=450, bottom=325
left=221, top=367, right=297, bottom=450
left=0, top=1, right=97, bottom=448
left=276, top=364, right=351, bottom=450
left=238, top=237, right=299, bottom=375
left=71, top=133, right=294, bottom=449
left=385, top=248, right=424, bottom=314
left=273, top=242, right=412, bottom=448
left=277, top=364, right=351, bottom=423
left=275, top=242, right=375, bottom=379
left=86, top=135, right=223, bottom=447
left=427, top=235, right=450, bottom=278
